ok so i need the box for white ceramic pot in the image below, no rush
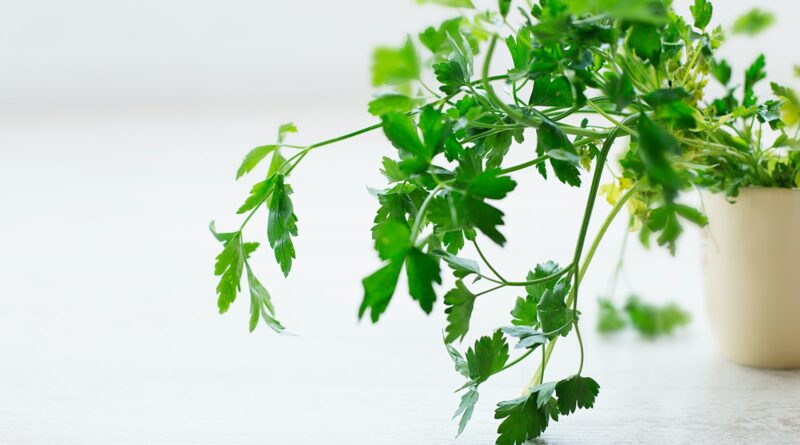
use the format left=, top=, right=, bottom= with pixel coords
left=703, top=188, right=800, bottom=368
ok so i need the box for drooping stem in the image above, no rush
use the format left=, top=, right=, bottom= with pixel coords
left=524, top=117, right=639, bottom=393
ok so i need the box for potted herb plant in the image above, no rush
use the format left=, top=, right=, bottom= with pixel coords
left=211, top=0, right=799, bottom=442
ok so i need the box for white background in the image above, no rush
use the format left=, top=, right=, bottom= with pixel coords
left=1, top=1, right=799, bottom=444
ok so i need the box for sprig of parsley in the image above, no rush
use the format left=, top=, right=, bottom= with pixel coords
left=212, top=1, right=796, bottom=442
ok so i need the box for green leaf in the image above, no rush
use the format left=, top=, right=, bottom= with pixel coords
left=236, top=145, right=279, bottom=179
left=267, top=175, right=299, bottom=277
left=511, top=262, right=562, bottom=327
left=236, top=176, right=276, bottom=215
left=419, top=105, right=453, bottom=155
left=712, top=59, right=732, bottom=85
left=500, top=326, right=548, bottom=350
left=637, top=114, right=682, bottom=201
left=537, top=282, right=573, bottom=338
left=462, top=196, right=508, bottom=246
left=511, top=294, right=539, bottom=327
left=380, top=157, right=407, bottom=183
left=213, top=233, right=246, bottom=314
left=733, top=9, right=775, bottom=36
left=434, top=249, right=481, bottom=278
left=744, top=54, right=767, bottom=107
left=628, top=23, right=662, bottom=66
left=644, top=88, right=690, bottom=106
left=406, top=248, right=442, bottom=314
left=771, top=83, right=800, bottom=108
left=468, top=169, right=518, bottom=200
left=446, top=341, right=470, bottom=377
left=416, top=0, right=474, bottom=8
left=530, top=75, right=574, bottom=107
left=673, top=204, right=708, bottom=227
left=246, top=265, right=284, bottom=333
left=625, top=296, right=691, bottom=337
left=498, top=0, right=512, bottom=18
left=372, top=37, right=420, bottom=88
left=564, top=0, right=667, bottom=25
left=537, top=119, right=581, bottom=187
left=495, top=390, right=553, bottom=445
left=690, top=0, right=713, bottom=30
left=420, top=18, right=464, bottom=56
left=453, top=388, right=479, bottom=437
left=433, top=33, right=473, bottom=96
left=646, top=205, right=682, bottom=254
left=602, top=72, right=636, bottom=112
left=368, top=94, right=420, bottom=116
left=466, top=330, right=509, bottom=383
left=444, top=280, right=477, bottom=343
left=555, top=375, right=600, bottom=415
left=373, top=220, right=412, bottom=261
left=597, top=299, right=626, bottom=333
left=381, top=112, right=430, bottom=164
left=359, top=259, right=404, bottom=323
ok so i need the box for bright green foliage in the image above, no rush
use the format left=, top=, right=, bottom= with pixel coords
left=372, top=37, right=420, bottom=90
left=597, top=299, right=626, bottom=333
left=444, top=280, right=478, bottom=343
left=598, top=297, right=691, bottom=338
left=629, top=24, right=662, bottom=66
left=625, top=296, right=691, bottom=337
left=267, top=175, right=299, bottom=277
left=466, top=330, right=509, bottom=384
left=733, top=9, right=775, bottom=36
left=406, top=248, right=442, bottom=313
left=555, top=375, right=600, bottom=415
left=214, top=1, right=797, bottom=442
left=495, top=374, right=599, bottom=445
left=236, top=123, right=296, bottom=179
left=690, top=0, right=713, bottom=30
left=368, top=94, right=421, bottom=116
left=564, top=0, right=667, bottom=24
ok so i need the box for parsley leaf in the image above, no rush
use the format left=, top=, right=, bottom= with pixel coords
left=495, top=391, right=554, bottom=445
left=690, top=0, right=713, bottom=30
left=453, top=387, right=480, bottom=437
left=444, top=280, right=477, bottom=343
left=537, top=118, right=581, bottom=187
left=733, top=9, right=775, bottom=36
left=466, top=330, right=510, bottom=384
left=625, top=296, right=691, bottom=337
left=246, top=265, right=284, bottom=333
left=237, top=176, right=276, bottom=215
left=597, top=298, right=627, bottom=333
left=368, top=94, right=420, bottom=116
left=267, top=174, right=299, bottom=277
left=537, top=282, right=573, bottom=338
left=468, top=169, right=518, bottom=199
left=359, top=259, right=404, bottom=323
left=406, top=248, right=442, bottom=314
left=372, top=37, right=420, bottom=90
left=637, top=114, right=682, bottom=201
left=555, top=375, right=600, bottom=415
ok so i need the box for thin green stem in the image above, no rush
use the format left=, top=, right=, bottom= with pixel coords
left=500, top=349, right=534, bottom=373
left=574, top=322, right=585, bottom=375
left=499, top=154, right=550, bottom=175
left=472, top=239, right=508, bottom=282
left=410, top=183, right=446, bottom=243
left=523, top=116, right=639, bottom=393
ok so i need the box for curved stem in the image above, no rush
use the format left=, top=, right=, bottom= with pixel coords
left=410, top=184, right=446, bottom=244
left=523, top=116, right=639, bottom=393
left=472, top=239, right=508, bottom=282
left=499, top=154, right=550, bottom=175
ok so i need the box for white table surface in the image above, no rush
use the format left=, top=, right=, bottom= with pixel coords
left=2, top=104, right=798, bottom=444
